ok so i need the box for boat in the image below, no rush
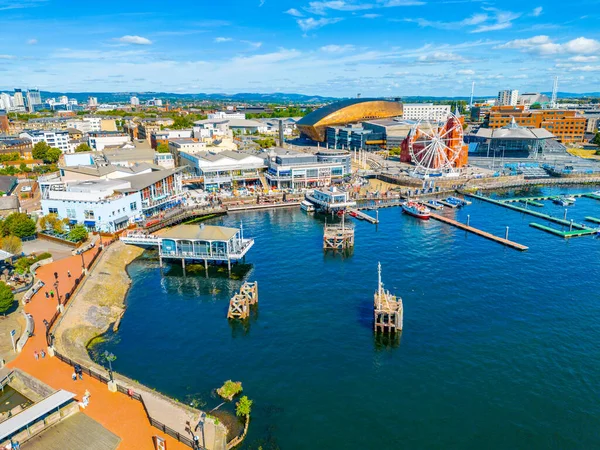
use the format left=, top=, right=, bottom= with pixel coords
left=553, top=196, right=575, bottom=206
left=402, top=201, right=431, bottom=220
left=446, top=196, right=469, bottom=207
left=300, top=200, right=316, bottom=213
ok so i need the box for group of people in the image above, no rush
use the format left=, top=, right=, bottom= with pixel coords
left=72, top=364, right=83, bottom=381
left=33, top=349, right=46, bottom=360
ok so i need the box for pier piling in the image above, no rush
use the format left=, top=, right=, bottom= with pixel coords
left=227, top=282, right=259, bottom=320
left=373, top=263, right=403, bottom=334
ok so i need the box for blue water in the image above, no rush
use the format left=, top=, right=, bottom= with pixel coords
left=95, top=186, right=600, bottom=449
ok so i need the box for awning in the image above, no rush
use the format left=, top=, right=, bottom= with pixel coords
left=83, top=221, right=95, bottom=227
left=114, top=216, right=129, bottom=225
left=0, top=389, right=75, bottom=440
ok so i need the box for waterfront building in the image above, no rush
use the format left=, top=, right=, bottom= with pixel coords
left=59, top=162, right=158, bottom=183
left=485, top=106, right=586, bottom=143
left=471, top=118, right=555, bottom=157
left=88, top=131, right=131, bottom=151
left=169, top=138, right=206, bottom=160
left=19, top=129, right=70, bottom=152
left=179, top=150, right=266, bottom=191
left=517, top=93, right=550, bottom=108
left=193, top=120, right=231, bottom=140
left=402, top=103, right=451, bottom=121
left=297, top=98, right=403, bottom=142
left=305, top=186, right=356, bottom=212
left=497, top=89, right=519, bottom=107
left=265, top=147, right=351, bottom=190
left=155, top=152, right=175, bottom=169
left=102, top=141, right=156, bottom=167
left=41, top=168, right=183, bottom=231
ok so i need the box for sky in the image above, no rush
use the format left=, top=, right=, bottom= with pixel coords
left=0, top=0, right=599, bottom=97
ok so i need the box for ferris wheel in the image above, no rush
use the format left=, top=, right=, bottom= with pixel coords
left=407, top=113, right=464, bottom=175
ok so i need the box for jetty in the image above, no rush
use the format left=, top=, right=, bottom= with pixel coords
left=227, top=281, right=259, bottom=320
left=348, top=208, right=379, bottom=224
left=373, top=263, right=403, bottom=334
left=529, top=223, right=598, bottom=238
left=585, top=217, right=600, bottom=224
left=429, top=213, right=528, bottom=251
left=463, top=193, right=592, bottom=231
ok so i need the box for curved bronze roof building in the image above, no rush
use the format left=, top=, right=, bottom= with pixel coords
left=297, top=98, right=403, bottom=142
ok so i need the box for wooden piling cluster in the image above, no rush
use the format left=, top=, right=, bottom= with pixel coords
left=227, top=281, right=259, bottom=320
left=323, top=216, right=355, bottom=250
left=373, top=263, right=403, bottom=334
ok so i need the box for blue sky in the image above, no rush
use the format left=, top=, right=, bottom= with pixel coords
left=0, top=0, right=599, bottom=96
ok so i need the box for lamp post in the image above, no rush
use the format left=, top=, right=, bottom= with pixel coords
left=53, top=280, right=63, bottom=312
left=103, top=350, right=117, bottom=384
left=80, top=251, right=85, bottom=274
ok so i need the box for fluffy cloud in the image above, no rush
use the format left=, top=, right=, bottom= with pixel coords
left=214, top=37, right=233, bottom=43
left=297, top=17, right=343, bottom=31
left=532, top=6, right=542, bottom=17
left=568, top=55, right=598, bottom=62
left=408, top=9, right=520, bottom=33
left=116, top=35, right=152, bottom=45
left=285, top=8, right=304, bottom=17
left=499, top=35, right=600, bottom=55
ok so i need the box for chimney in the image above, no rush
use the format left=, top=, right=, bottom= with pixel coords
left=278, top=120, right=285, bottom=148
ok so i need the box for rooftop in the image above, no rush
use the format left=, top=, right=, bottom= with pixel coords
left=161, top=224, right=239, bottom=241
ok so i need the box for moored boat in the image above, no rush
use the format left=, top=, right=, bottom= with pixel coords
left=402, top=201, right=431, bottom=220
left=300, top=200, right=316, bottom=213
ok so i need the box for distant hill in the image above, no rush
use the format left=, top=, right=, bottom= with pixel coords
left=36, top=91, right=600, bottom=105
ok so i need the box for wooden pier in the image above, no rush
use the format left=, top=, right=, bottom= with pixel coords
left=429, top=213, right=529, bottom=251
left=227, top=281, right=259, bottom=320
left=323, top=218, right=355, bottom=250
left=374, top=263, right=403, bottom=334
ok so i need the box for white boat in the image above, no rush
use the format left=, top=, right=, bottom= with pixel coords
left=402, top=201, right=431, bottom=220
left=300, top=200, right=316, bottom=213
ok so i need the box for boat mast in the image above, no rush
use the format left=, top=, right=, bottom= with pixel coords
left=378, top=261, right=382, bottom=298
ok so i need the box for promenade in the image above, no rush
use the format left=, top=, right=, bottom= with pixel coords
left=7, top=249, right=191, bottom=450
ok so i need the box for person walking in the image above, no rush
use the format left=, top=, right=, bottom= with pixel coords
left=45, top=291, right=49, bottom=299
left=50, top=291, right=54, bottom=298
left=40, top=349, right=46, bottom=359
left=33, top=351, right=38, bottom=360
left=72, top=371, right=77, bottom=381
left=67, top=270, right=71, bottom=278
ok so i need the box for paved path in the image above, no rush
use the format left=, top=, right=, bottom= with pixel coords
left=7, top=249, right=191, bottom=450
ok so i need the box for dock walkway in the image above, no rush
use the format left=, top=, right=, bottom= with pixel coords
left=348, top=209, right=379, bottom=224
left=429, top=213, right=528, bottom=251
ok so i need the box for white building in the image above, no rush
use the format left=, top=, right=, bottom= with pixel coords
left=88, top=132, right=131, bottom=151
left=130, top=96, right=140, bottom=106
left=179, top=150, right=266, bottom=191
left=402, top=103, right=451, bottom=121
left=517, top=93, right=550, bottom=108
left=13, top=90, right=24, bottom=108
left=497, top=89, right=519, bottom=107
left=20, top=130, right=70, bottom=152
left=0, top=93, right=12, bottom=111
left=88, top=97, right=98, bottom=107
left=208, top=111, right=246, bottom=120
left=155, top=153, right=175, bottom=169
left=169, top=138, right=206, bottom=155
left=58, top=96, right=68, bottom=105
left=41, top=168, right=183, bottom=232
left=193, top=120, right=230, bottom=140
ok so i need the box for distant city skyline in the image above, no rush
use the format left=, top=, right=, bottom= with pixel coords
left=0, top=0, right=599, bottom=96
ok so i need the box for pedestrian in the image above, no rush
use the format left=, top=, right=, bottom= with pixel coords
left=40, top=349, right=46, bottom=358
left=67, top=270, right=71, bottom=278
left=50, top=291, right=54, bottom=298
left=34, top=351, right=38, bottom=360
left=72, top=371, right=77, bottom=381
left=45, top=291, right=49, bottom=299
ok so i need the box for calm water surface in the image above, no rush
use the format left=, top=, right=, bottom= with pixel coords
left=95, top=186, right=600, bottom=449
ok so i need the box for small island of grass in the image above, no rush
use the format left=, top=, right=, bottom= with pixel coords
left=217, top=380, right=243, bottom=401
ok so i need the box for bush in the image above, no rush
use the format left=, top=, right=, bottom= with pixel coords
left=0, top=281, right=14, bottom=314
left=217, top=380, right=243, bottom=400
left=1, top=213, right=36, bottom=238
left=13, top=252, right=52, bottom=274
left=1, top=235, right=22, bottom=254
left=68, top=224, right=88, bottom=243
left=235, top=396, right=252, bottom=418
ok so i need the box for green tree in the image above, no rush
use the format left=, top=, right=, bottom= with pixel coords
left=32, top=141, right=50, bottom=161
left=171, top=116, right=193, bottom=129
left=530, top=102, right=542, bottom=110
left=0, top=281, right=15, bottom=314
left=1, top=235, right=22, bottom=254
left=68, top=224, right=88, bottom=242
left=1, top=213, right=36, bottom=238
left=157, top=143, right=170, bottom=153
left=235, top=396, right=252, bottom=418
left=75, top=143, right=92, bottom=153
left=46, top=147, right=62, bottom=163
left=592, top=132, right=600, bottom=146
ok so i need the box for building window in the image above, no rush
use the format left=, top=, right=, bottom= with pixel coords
left=66, top=208, right=77, bottom=219
left=130, top=202, right=137, bottom=211
left=49, top=208, right=58, bottom=214
left=84, top=210, right=95, bottom=219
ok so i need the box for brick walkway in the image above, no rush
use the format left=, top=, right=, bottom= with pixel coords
left=7, top=250, right=191, bottom=450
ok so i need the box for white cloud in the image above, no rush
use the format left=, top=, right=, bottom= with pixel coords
left=568, top=55, right=598, bottom=62
left=408, top=9, right=519, bottom=33
left=457, top=69, right=475, bottom=75
left=307, top=1, right=373, bottom=15
left=116, top=35, right=152, bottom=45
left=499, top=35, right=600, bottom=56
left=214, top=37, right=233, bottom=43
left=320, top=44, right=355, bottom=53
left=27, top=38, right=38, bottom=45
left=242, top=40, right=263, bottom=49
left=297, top=17, right=343, bottom=31
left=285, top=8, right=304, bottom=17
left=532, top=6, right=542, bottom=16
left=569, top=65, right=600, bottom=72
left=362, top=13, right=381, bottom=18
left=0, top=55, right=15, bottom=59
left=417, top=51, right=466, bottom=62
left=472, top=8, right=520, bottom=33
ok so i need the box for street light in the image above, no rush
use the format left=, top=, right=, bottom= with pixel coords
left=53, top=280, right=61, bottom=306
left=80, top=251, right=85, bottom=273
left=103, top=351, right=117, bottom=382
